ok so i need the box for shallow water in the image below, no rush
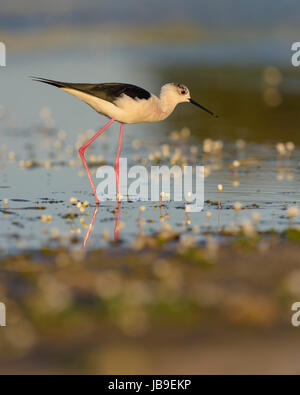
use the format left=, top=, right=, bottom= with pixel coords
left=0, top=40, right=299, bottom=255
left=0, top=122, right=299, bottom=255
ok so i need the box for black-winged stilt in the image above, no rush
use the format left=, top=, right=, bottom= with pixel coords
left=33, top=78, right=218, bottom=204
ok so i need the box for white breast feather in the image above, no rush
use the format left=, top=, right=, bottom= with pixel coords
left=114, top=94, right=167, bottom=123
left=62, top=89, right=168, bottom=124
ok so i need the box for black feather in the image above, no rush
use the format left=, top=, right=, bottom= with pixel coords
left=32, top=78, right=151, bottom=103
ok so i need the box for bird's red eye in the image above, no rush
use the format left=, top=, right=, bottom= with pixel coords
left=181, top=90, right=186, bottom=95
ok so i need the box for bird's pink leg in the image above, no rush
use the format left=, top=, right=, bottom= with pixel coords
left=114, top=123, right=124, bottom=199
left=78, top=118, right=115, bottom=204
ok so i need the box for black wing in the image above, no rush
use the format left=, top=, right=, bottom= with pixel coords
left=32, top=78, right=151, bottom=102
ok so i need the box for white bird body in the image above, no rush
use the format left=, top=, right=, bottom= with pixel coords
left=62, top=87, right=173, bottom=124
left=33, top=78, right=217, bottom=124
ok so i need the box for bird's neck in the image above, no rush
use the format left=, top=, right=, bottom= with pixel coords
left=158, top=95, right=178, bottom=119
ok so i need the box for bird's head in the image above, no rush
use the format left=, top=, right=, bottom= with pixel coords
left=161, top=83, right=191, bottom=103
left=161, top=83, right=218, bottom=117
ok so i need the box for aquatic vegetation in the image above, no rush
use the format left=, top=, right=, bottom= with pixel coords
left=287, top=206, right=300, bottom=228
left=285, top=228, right=300, bottom=242
left=233, top=202, right=242, bottom=212
left=69, top=197, right=77, bottom=204
left=40, top=214, right=52, bottom=223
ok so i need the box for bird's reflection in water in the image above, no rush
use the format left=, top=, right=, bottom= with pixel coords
left=114, top=201, right=121, bottom=241
left=82, top=201, right=121, bottom=248
left=82, top=205, right=99, bottom=248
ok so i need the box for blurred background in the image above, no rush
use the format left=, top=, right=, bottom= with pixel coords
left=1, top=0, right=300, bottom=374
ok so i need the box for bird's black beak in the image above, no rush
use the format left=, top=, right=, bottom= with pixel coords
left=189, top=98, right=218, bottom=118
